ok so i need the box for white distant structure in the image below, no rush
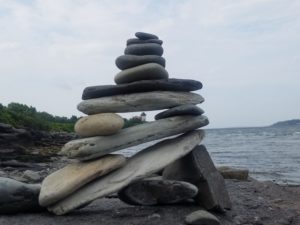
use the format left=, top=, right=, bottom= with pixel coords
left=141, top=112, right=146, bottom=122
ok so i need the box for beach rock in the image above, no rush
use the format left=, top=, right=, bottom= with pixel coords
left=135, top=32, right=159, bottom=40
left=217, top=166, right=249, bottom=180
left=78, top=91, right=203, bottom=114
left=155, top=104, right=205, bottom=120
left=60, top=115, right=209, bottom=160
left=118, top=177, right=198, bottom=205
left=114, top=63, right=168, bottom=84
left=39, top=154, right=126, bottom=207
left=115, top=55, right=165, bottom=70
left=0, top=177, right=43, bottom=214
left=124, top=43, right=163, bottom=56
left=48, top=130, right=205, bottom=215
left=82, top=78, right=202, bottom=100
left=185, top=210, right=220, bottom=225
left=127, top=38, right=163, bottom=46
left=23, top=170, right=41, bottom=182
left=163, top=145, right=231, bottom=212
left=74, top=113, right=124, bottom=137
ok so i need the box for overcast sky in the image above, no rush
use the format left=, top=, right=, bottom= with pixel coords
left=0, top=0, right=299, bottom=128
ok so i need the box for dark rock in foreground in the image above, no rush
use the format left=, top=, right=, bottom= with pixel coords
left=0, top=177, right=43, bottom=214
left=155, top=104, right=204, bottom=120
left=118, top=177, right=198, bottom=206
left=185, top=210, right=220, bottom=225
left=127, top=38, right=163, bottom=46
left=163, top=145, right=231, bottom=212
left=82, top=78, right=202, bottom=100
left=135, top=32, right=159, bottom=40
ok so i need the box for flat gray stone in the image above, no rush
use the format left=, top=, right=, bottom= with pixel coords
left=163, top=145, right=231, bottom=212
left=116, top=55, right=165, bottom=70
left=48, top=130, right=205, bottom=215
left=0, top=177, right=43, bottom=214
left=78, top=91, right=204, bottom=114
left=127, top=38, right=163, bottom=46
left=115, top=63, right=168, bottom=84
left=118, top=177, right=198, bottom=205
left=185, top=210, right=220, bottom=225
left=82, top=78, right=202, bottom=100
left=124, top=43, right=163, bottom=56
left=155, top=104, right=204, bottom=120
left=135, top=32, right=158, bottom=40
left=60, top=115, right=209, bottom=160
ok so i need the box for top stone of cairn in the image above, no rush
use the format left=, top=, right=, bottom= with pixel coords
left=135, top=32, right=158, bottom=40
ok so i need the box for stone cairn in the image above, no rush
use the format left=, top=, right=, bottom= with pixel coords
left=38, top=32, right=231, bottom=222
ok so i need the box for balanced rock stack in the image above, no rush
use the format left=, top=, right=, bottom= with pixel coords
left=38, top=32, right=231, bottom=217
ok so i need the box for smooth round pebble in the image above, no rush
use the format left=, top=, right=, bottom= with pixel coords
left=124, top=43, right=163, bottom=56
left=185, top=210, right=220, bottom=225
left=127, top=38, right=163, bottom=46
left=115, top=55, right=165, bottom=70
left=135, top=32, right=158, bottom=40
left=74, top=113, right=124, bottom=137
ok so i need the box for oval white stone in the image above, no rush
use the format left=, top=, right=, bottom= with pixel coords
left=75, top=113, right=124, bottom=137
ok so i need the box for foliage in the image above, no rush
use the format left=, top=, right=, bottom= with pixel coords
left=0, top=102, right=78, bottom=132
left=123, top=116, right=146, bottom=128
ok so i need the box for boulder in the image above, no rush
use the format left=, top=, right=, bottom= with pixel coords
left=124, top=43, right=163, bottom=56
left=118, top=177, right=198, bottom=205
left=60, top=115, right=209, bottom=160
left=78, top=91, right=204, bottom=114
left=74, top=113, right=124, bottom=137
left=48, top=130, right=205, bottom=215
left=39, top=154, right=126, bottom=207
left=114, top=63, right=168, bottom=84
left=0, top=177, right=43, bottom=214
left=163, top=145, right=231, bottom=212
left=115, top=55, right=165, bottom=70
left=185, top=210, right=220, bottom=225
left=82, top=78, right=202, bottom=100
left=155, top=104, right=204, bottom=120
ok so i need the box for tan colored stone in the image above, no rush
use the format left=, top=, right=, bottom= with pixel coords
left=39, top=154, right=126, bottom=207
left=74, top=113, right=124, bottom=137
left=217, top=166, right=249, bottom=180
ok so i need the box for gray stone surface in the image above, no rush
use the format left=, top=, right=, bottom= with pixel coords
left=48, top=130, right=205, bottom=215
left=0, top=177, right=43, bottom=214
left=135, top=32, right=158, bottom=40
left=118, top=177, right=198, bottom=205
left=185, top=210, right=220, bottom=225
left=23, top=170, right=41, bottom=182
left=60, top=115, right=209, bottom=160
left=82, top=78, right=202, bottom=100
left=114, top=63, right=168, bottom=84
left=155, top=104, right=204, bottom=120
left=78, top=91, right=204, bottom=114
left=163, top=145, right=231, bottom=212
left=116, top=55, right=165, bottom=70
left=124, top=43, right=163, bottom=56
left=127, top=38, right=163, bottom=46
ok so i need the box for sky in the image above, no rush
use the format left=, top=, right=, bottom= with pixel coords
left=0, top=0, right=299, bottom=128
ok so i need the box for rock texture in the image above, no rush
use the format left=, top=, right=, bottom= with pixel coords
left=74, top=113, right=124, bottom=137
left=0, top=177, right=43, bottom=214
left=185, top=210, right=220, bottom=225
left=155, top=104, right=204, bottom=120
left=115, top=55, right=165, bottom=70
left=218, top=166, right=249, bottom=180
left=135, top=32, right=159, bottom=40
left=124, top=43, right=163, bottom=56
left=82, top=79, right=203, bottom=100
left=48, top=130, right=205, bottom=215
left=114, top=63, right=168, bottom=84
left=163, top=145, right=231, bottom=212
left=39, top=154, right=126, bottom=207
left=60, top=115, right=209, bottom=160
left=127, top=38, right=163, bottom=46
left=78, top=91, right=204, bottom=114
left=118, top=177, right=198, bottom=205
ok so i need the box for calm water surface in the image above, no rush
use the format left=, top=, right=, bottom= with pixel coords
left=118, top=126, right=300, bottom=185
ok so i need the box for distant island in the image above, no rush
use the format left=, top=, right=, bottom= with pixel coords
left=271, top=119, right=300, bottom=127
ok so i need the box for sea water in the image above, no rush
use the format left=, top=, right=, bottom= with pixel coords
left=118, top=126, right=300, bottom=185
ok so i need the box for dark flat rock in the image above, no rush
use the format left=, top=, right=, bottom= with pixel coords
left=124, top=43, right=163, bottom=56
left=116, top=55, right=165, bottom=70
left=135, top=32, right=158, bottom=40
left=163, top=145, right=231, bottom=212
left=155, top=104, right=204, bottom=120
left=82, top=79, right=202, bottom=100
left=114, top=63, right=168, bottom=84
left=118, top=177, right=198, bottom=206
left=127, top=38, right=163, bottom=46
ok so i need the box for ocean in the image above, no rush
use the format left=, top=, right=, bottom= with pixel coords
left=119, top=126, right=300, bottom=185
